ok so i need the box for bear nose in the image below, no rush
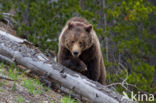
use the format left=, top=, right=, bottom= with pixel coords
left=73, top=51, right=79, bottom=56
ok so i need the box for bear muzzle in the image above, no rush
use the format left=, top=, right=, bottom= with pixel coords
left=72, top=43, right=81, bottom=57
left=73, top=51, right=79, bottom=56
left=72, top=50, right=80, bottom=57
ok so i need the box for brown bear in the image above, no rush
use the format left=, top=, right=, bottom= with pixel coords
left=57, top=17, right=106, bottom=85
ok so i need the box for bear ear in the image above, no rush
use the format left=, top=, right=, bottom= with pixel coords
left=68, top=22, right=73, bottom=30
left=85, top=25, right=92, bottom=32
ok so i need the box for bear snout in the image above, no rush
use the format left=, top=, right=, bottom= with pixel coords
left=72, top=50, right=80, bottom=57
left=72, top=43, right=81, bottom=57
left=73, top=51, right=79, bottom=55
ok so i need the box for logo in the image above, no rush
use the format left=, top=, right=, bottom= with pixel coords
left=122, top=91, right=154, bottom=102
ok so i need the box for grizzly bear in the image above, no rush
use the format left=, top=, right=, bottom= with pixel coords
left=57, top=17, right=106, bottom=85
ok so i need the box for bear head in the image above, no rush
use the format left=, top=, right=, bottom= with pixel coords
left=64, top=22, right=93, bottom=57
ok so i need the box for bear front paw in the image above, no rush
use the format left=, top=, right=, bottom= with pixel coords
left=78, top=61, right=87, bottom=72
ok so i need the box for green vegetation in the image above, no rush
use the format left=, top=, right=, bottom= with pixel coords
left=61, top=97, right=77, bottom=103
left=23, top=79, right=43, bottom=95
left=16, top=96, right=24, bottom=103
left=61, top=92, right=77, bottom=103
left=0, top=0, right=156, bottom=102
left=12, top=82, right=17, bottom=92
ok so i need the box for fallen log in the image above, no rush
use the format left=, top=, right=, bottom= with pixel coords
left=0, top=30, right=136, bottom=103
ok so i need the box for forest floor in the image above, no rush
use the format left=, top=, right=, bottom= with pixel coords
left=0, top=63, right=77, bottom=103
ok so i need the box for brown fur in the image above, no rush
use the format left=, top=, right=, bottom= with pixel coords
left=58, top=17, right=106, bottom=85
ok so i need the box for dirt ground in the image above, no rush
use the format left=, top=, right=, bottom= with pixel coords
left=0, top=80, right=63, bottom=103
left=0, top=66, right=64, bottom=103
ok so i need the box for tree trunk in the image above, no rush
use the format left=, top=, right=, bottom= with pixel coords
left=79, top=0, right=85, bottom=10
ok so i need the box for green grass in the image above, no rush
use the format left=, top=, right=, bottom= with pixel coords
left=61, top=92, right=77, bottom=103
left=0, top=62, right=4, bottom=68
left=22, top=79, right=43, bottom=95
left=16, top=96, right=24, bottom=103
left=8, top=68, right=18, bottom=80
left=61, top=97, right=77, bottom=103
left=12, top=82, right=17, bottom=92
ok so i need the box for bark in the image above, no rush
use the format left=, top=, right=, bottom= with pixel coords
left=79, top=0, right=85, bottom=10
left=99, top=0, right=109, bottom=62
left=0, top=30, right=136, bottom=103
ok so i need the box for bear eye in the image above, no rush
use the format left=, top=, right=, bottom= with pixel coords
left=71, top=41, right=74, bottom=44
left=79, top=41, right=83, bottom=46
left=79, top=41, right=82, bottom=45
